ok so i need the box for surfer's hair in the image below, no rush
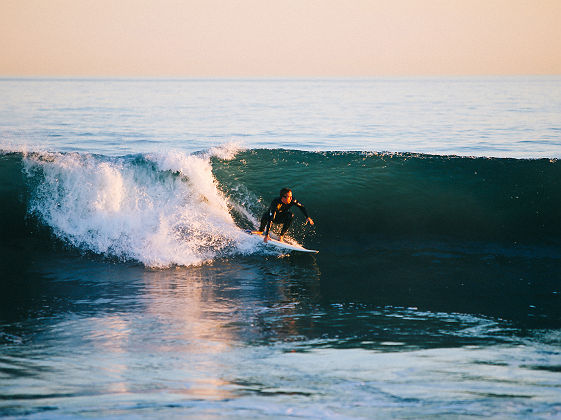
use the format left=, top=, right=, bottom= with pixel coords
left=280, top=188, right=292, bottom=198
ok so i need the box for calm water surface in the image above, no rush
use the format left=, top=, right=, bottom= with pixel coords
left=1, top=76, right=560, bottom=158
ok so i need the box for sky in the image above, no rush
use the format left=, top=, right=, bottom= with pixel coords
left=1, top=0, right=560, bottom=77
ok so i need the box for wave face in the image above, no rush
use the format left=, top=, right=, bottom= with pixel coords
left=1, top=148, right=560, bottom=267
left=213, top=149, right=561, bottom=249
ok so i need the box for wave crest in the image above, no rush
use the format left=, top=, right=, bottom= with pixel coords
left=23, top=150, right=254, bottom=267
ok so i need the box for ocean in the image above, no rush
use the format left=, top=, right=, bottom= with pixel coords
left=1, top=77, right=560, bottom=418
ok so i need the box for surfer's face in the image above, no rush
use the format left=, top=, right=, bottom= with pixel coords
left=281, top=191, right=292, bottom=204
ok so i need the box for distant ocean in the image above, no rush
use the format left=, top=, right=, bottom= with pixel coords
left=1, top=77, right=560, bottom=418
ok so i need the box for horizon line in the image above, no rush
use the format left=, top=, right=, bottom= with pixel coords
left=2, top=73, right=560, bottom=81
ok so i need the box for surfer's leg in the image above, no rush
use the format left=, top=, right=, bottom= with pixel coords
left=278, top=212, right=294, bottom=237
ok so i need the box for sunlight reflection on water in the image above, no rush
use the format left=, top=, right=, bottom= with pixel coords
left=1, top=256, right=560, bottom=417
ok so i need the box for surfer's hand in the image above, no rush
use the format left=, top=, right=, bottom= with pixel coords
left=305, top=217, right=314, bottom=226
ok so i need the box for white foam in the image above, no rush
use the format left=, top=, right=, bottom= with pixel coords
left=206, top=141, right=245, bottom=161
left=23, top=150, right=258, bottom=267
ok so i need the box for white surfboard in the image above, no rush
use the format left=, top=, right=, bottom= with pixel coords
left=246, top=230, right=318, bottom=254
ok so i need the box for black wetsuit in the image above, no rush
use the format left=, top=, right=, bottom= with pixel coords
left=259, top=197, right=309, bottom=237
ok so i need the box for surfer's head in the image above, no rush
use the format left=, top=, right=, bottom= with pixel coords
left=280, top=188, right=292, bottom=204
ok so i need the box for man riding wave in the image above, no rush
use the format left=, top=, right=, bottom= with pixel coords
left=258, top=188, right=314, bottom=243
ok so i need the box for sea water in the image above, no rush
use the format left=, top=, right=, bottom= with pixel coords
left=1, top=77, right=560, bottom=418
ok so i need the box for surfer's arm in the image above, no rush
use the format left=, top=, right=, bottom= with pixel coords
left=264, top=217, right=274, bottom=241
left=292, top=199, right=309, bottom=218
left=293, top=199, right=313, bottom=225
left=263, top=216, right=274, bottom=237
left=263, top=201, right=277, bottom=237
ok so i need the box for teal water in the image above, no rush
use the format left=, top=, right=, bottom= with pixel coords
left=1, top=78, right=561, bottom=418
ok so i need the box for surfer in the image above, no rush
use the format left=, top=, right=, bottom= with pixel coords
left=259, top=188, right=314, bottom=243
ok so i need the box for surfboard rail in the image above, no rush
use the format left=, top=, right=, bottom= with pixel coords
left=246, top=230, right=318, bottom=254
